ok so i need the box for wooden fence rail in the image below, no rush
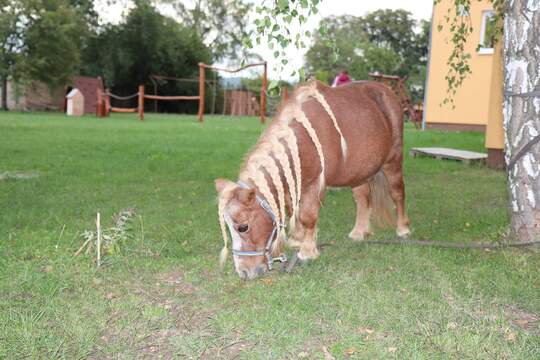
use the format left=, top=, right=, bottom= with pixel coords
left=97, top=61, right=267, bottom=123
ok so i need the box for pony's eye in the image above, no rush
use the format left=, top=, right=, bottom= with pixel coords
left=237, top=224, right=249, bottom=233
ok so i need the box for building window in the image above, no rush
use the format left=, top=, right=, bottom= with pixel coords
left=479, top=10, right=496, bottom=54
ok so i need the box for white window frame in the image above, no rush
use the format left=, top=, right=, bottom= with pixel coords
left=478, top=10, right=495, bottom=55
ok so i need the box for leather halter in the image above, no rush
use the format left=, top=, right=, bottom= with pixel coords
left=225, top=181, right=287, bottom=270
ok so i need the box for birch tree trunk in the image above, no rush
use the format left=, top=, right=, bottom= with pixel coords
left=503, top=0, right=540, bottom=241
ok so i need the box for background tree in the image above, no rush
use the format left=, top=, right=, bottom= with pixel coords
left=305, top=16, right=399, bottom=78
left=503, top=0, right=540, bottom=241
left=70, top=0, right=99, bottom=30
left=0, top=0, right=89, bottom=109
left=82, top=0, right=211, bottom=113
left=23, top=0, right=87, bottom=88
left=163, top=0, right=252, bottom=61
left=0, top=0, right=26, bottom=110
left=305, top=11, right=428, bottom=102
left=361, top=10, right=428, bottom=77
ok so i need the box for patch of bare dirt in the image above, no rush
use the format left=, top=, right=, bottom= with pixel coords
left=158, top=269, right=198, bottom=295
left=92, top=267, right=255, bottom=359
left=90, top=267, right=209, bottom=359
left=136, top=328, right=186, bottom=359
left=504, top=306, right=540, bottom=335
left=198, top=336, right=254, bottom=360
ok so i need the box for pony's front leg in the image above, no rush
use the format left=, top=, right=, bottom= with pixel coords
left=287, top=221, right=305, bottom=248
left=295, top=183, right=323, bottom=261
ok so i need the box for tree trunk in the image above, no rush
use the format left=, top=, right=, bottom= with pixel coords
left=503, top=0, right=540, bottom=241
left=1, top=76, right=7, bottom=111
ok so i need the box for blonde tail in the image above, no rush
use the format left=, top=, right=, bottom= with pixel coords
left=369, top=171, right=395, bottom=229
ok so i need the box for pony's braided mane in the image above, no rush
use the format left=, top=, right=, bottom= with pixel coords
left=247, top=146, right=286, bottom=230
left=279, top=125, right=302, bottom=213
left=217, top=182, right=237, bottom=267
left=293, top=80, right=347, bottom=158
left=242, top=162, right=279, bottom=220
left=267, top=132, right=298, bottom=229
left=290, top=102, right=326, bottom=190
left=219, top=80, right=341, bottom=261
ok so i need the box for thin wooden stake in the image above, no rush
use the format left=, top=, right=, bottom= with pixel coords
left=260, top=62, right=267, bottom=124
left=198, top=63, right=206, bottom=122
left=96, top=212, right=101, bottom=268
left=74, top=236, right=91, bottom=256
left=138, top=85, right=145, bottom=121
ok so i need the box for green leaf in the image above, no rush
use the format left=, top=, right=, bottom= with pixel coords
left=299, top=68, right=306, bottom=81
left=278, top=0, right=289, bottom=11
left=268, top=80, right=280, bottom=92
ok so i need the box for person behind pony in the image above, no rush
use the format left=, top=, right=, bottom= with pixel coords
left=332, top=70, right=352, bottom=87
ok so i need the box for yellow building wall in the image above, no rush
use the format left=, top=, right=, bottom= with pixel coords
left=425, top=0, right=497, bottom=129
left=485, top=43, right=504, bottom=150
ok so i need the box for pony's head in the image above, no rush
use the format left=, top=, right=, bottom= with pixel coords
left=215, top=179, right=280, bottom=280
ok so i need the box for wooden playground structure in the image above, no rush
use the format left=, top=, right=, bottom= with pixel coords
left=198, top=62, right=267, bottom=123
left=97, top=62, right=268, bottom=123
left=222, top=89, right=260, bottom=116
left=368, top=73, right=422, bottom=129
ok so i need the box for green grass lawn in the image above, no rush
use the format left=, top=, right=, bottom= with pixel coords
left=1, top=112, right=538, bottom=359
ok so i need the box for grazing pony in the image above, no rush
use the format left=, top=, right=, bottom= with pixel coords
left=215, top=80, right=410, bottom=280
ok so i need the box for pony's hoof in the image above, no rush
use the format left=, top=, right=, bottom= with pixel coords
left=397, top=227, right=411, bottom=238
left=297, top=246, right=320, bottom=261
left=285, top=252, right=310, bottom=273
left=348, top=230, right=371, bottom=241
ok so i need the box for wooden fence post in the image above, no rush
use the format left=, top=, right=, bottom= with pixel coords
left=104, top=90, right=110, bottom=117
left=198, top=63, right=206, bottom=122
left=138, top=85, right=144, bottom=121
left=260, top=62, right=267, bottom=124
left=153, top=82, right=158, bottom=113
left=281, top=86, right=289, bottom=103
left=96, top=88, right=102, bottom=117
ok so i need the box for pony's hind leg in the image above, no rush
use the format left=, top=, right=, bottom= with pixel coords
left=349, top=183, right=372, bottom=241
left=382, top=161, right=410, bottom=237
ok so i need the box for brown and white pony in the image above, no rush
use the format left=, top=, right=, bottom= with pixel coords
left=215, top=80, right=410, bottom=280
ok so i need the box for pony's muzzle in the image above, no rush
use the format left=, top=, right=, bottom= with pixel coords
left=237, top=264, right=267, bottom=280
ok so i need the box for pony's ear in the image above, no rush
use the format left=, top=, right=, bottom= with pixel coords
left=215, top=178, right=235, bottom=194
left=236, top=188, right=256, bottom=206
